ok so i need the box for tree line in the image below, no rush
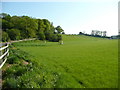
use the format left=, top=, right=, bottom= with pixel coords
left=91, top=30, right=107, bottom=37
left=0, top=13, right=65, bottom=42
left=79, top=30, right=108, bottom=38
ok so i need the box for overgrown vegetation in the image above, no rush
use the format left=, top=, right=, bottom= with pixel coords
left=0, top=13, right=64, bottom=42
left=2, top=44, right=61, bottom=88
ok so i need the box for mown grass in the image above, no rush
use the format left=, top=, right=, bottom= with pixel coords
left=3, top=35, right=118, bottom=88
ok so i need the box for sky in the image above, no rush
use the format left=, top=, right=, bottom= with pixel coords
left=1, top=0, right=119, bottom=36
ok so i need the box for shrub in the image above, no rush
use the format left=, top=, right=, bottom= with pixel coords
left=48, top=34, right=62, bottom=42
left=7, top=55, right=20, bottom=64
left=3, top=78, right=18, bottom=88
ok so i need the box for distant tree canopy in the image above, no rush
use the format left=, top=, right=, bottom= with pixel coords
left=62, top=31, right=65, bottom=34
left=79, top=30, right=107, bottom=38
left=91, top=30, right=107, bottom=37
left=79, top=32, right=84, bottom=35
left=1, top=13, right=65, bottom=42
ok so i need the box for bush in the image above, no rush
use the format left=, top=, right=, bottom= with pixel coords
left=3, top=78, right=18, bottom=88
left=7, top=55, right=20, bottom=64
left=14, top=66, right=27, bottom=76
left=48, top=34, right=62, bottom=42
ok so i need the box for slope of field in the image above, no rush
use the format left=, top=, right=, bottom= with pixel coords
left=14, top=35, right=118, bottom=88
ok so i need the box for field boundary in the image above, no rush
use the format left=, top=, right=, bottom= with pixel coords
left=0, top=38, right=36, bottom=69
left=0, top=43, right=9, bottom=69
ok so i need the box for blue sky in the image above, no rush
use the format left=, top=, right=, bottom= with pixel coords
left=1, top=0, right=119, bottom=36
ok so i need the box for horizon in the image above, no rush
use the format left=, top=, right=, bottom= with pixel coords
left=1, top=1, right=119, bottom=36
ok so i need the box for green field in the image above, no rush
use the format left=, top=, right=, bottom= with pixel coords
left=4, top=35, right=118, bottom=88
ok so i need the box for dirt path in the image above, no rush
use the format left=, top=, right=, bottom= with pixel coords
left=0, top=38, right=36, bottom=47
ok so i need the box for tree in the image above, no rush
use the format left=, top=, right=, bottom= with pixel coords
left=50, top=22, right=55, bottom=33
left=0, top=13, right=8, bottom=18
left=10, top=16, right=21, bottom=29
left=49, top=34, right=58, bottom=42
left=62, top=32, right=65, bottom=34
left=2, top=19, right=10, bottom=31
left=1, top=13, right=64, bottom=42
left=10, top=16, right=37, bottom=39
left=2, top=22, right=13, bottom=31
left=91, top=30, right=107, bottom=37
left=26, top=28, right=36, bottom=38
left=55, top=26, right=63, bottom=34
left=79, top=32, right=83, bottom=35
left=2, top=31, right=10, bottom=42
left=57, top=34, right=62, bottom=41
left=37, top=19, right=45, bottom=32
left=7, top=29, right=21, bottom=40
left=91, top=30, right=95, bottom=36
left=103, top=31, right=107, bottom=37
left=100, top=31, right=103, bottom=36
left=38, top=31, right=45, bottom=40
left=94, top=30, right=99, bottom=36
left=48, top=34, right=62, bottom=42
left=42, top=19, right=52, bottom=40
left=0, top=13, right=11, bottom=21
left=21, top=16, right=37, bottom=38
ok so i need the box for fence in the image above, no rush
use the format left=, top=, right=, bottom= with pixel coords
left=0, top=43, right=9, bottom=69
left=0, top=38, right=36, bottom=69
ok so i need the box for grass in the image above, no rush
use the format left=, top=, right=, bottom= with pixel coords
left=3, top=35, right=118, bottom=88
